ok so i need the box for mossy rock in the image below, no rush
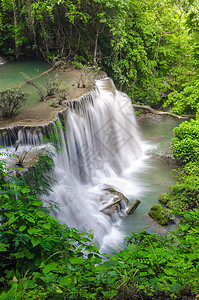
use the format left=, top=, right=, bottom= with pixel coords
left=148, top=204, right=175, bottom=226
left=166, top=197, right=190, bottom=213
left=158, top=193, right=169, bottom=205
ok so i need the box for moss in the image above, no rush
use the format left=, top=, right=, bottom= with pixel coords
left=149, top=204, right=175, bottom=226
left=105, top=188, right=129, bottom=203
left=158, top=193, right=169, bottom=205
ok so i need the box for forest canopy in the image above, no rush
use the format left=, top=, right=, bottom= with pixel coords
left=0, top=1, right=199, bottom=299
left=0, top=0, right=199, bottom=113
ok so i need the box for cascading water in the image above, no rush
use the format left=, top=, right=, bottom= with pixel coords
left=0, top=77, right=149, bottom=252
left=46, top=77, right=148, bottom=251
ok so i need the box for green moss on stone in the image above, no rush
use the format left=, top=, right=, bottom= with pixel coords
left=149, top=204, right=175, bottom=226
left=158, top=193, right=169, bottom=205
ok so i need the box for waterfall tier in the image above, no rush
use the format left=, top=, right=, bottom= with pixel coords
left=0, top=77, right=147, bottom=250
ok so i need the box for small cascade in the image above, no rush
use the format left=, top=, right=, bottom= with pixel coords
left=0, top=77, right=148, bottom=250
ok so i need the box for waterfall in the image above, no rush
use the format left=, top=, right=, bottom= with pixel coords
left=0, top=77, right=148, bottom=251
left=46, top=77, right=147, bottom=250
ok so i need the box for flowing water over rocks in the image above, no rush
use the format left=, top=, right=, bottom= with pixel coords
left=0, top=77, right=150, bottom=251
left=46, top=78, right=149, bottom=250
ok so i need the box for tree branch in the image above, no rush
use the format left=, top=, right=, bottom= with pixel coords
left=133, top=104, right=194, bottom=119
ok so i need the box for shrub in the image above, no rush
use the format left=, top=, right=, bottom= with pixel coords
left=164, top=78, right=199, bottom=116
left=49, top=101, right=58, bottom=107
left=172, top=119, right=199, bottom=164
left=163, top=119, right=199, bottom=213
left=164, top=162, right=199, bottom=213
left=0, top=89, right=27, bottom=118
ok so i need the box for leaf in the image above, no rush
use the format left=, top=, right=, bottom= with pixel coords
left=31, top=236, right=42, bottom=247
left=69, top=257, right=83, bottom=265
left=42, top=262, right=59, bottom=274
left=21, top=188, right=30, bottom=194
left=9, top=215, right=18, bottom=225
left=0, top=243, right=8, bottom=252
left=139, top=285, right=145, bottom=290
left=59, top=276, right=72, bottom=286
left=28, top=228, right=36, bottom=235
left=26, top=215, right=35, bottom=223
left=43, top=223, right=51, bottom=229
left=56, top=286, right=63, bottom=294
left=19, top=225, right=26, bottom=232
left=31, top=200, right=43, bottom=206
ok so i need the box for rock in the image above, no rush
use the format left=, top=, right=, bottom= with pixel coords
left=100, top=188, right=129, bottom=218
left=151, top=134, right=164, bottom=142
left=158, top=193, right=169, bottom=205
left=152, top=154, right=176, bottom=166
left=148, top=204, right=175, bottom=226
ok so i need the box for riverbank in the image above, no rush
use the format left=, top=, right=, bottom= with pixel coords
left=0, top=67, right=105, bottom=129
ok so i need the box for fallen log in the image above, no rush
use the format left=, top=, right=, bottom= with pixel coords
left=125, top=200, right=141, bottom=216
left=12, top=65, right=55, bottom=89
left=100, top=199, right=122, bottom=212
left=132, top=104, right=194, bottom=120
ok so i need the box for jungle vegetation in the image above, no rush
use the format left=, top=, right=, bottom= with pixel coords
left=0, top=0, right=199, bottom=299
left=0, top=0, right=199, bottom=114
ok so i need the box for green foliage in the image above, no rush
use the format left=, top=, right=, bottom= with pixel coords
left=172, top=119, right=199, bottom=164
left=0, top=151, right=103, bottom=299
left=49, top=101, right=58, bottom=107
left=0, top=89, right=27, bottom=118
left=21, top=149, right=55, bottom=197
left=163, top=162, right=199, bottom=213
left=162, top=118, right=199, bottom=214
left=122, top=211, right=199, bottom=298
left=0, top=146, right=199, bottom=299
left=164, top=78, right=199, bottom=115
left=1, top=0, right=198, bottom=110
left=44, top=74, right=62, bottom=97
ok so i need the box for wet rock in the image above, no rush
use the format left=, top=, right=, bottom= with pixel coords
left=150, top=134, right=164, bottom=142
left=152, top=153, right=176, bottom=166
left=100, top=188, right=129, bottom=218
left=148, top=204, right=175, bottom=226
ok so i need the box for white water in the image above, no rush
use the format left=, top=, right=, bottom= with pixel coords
left=0, top=77, right=151, bottom=252
left=46, top=78, right=150, bottom=250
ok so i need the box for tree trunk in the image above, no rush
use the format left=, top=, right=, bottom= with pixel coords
left=93, top=24, right=100, bottom=66
left=125, top=200, right=141, bottom=216
left=12, top=0, right=20, bottom=59
left=132, top=104, right=194, bottom=119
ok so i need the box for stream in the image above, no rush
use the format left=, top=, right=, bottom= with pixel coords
left=0, top=60, right=181, bottom=253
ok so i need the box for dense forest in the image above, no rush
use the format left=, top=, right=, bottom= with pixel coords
left=0, top=0, right=199, bottom=299
left=0, top=0, right=199, bottom=114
